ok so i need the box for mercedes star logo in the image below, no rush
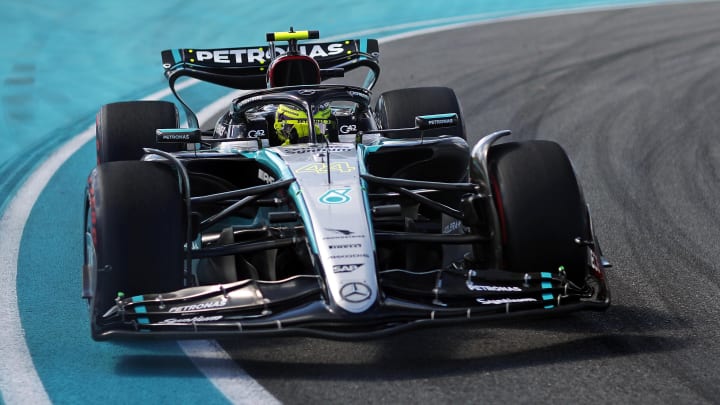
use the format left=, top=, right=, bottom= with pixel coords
left=340, top=282, right=372, bottom=303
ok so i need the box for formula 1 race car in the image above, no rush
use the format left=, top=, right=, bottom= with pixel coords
left=83, top=29, right=610, bottom=341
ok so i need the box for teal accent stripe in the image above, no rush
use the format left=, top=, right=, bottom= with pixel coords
left=289, top=182, right=319, bottom=254
left=172, top=48, right=182, bottom=64
left=131, top=296, right=150, bottom=324
left=135, top=309, right=150, bottom=324
left=254, top=149, right=317, bottom=253
left=160, top=128, right=198, bottom=133
left=359, top=39, right=368, bottom=61
left=421, top=113, right=456, bottom=119
left=255, top=149, right=294, bottom=180
left=363, top=145, right=382, bottom=153
left=542, top=277, right=554, bottom=308
left=357, top=148, right=377, bottom=247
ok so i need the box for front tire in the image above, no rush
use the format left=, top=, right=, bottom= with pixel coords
left=85, top=161, right=186, bottom=339
left=488, top=140, right=589, bottom=284
left=374, top=87, right=466, bottom=140
left=96, top=100, right=181, bottom=163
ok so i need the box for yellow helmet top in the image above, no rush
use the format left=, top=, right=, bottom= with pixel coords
left=274, top=103, right=333, bottom=144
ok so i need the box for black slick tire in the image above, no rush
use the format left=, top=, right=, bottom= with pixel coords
left=86, top=161, right=185, bottom=339
left=488, top=140, right=589, bottom=284
left=96, top=100, right=181, bottom=163
left=374, top=87, right=466, bottom=140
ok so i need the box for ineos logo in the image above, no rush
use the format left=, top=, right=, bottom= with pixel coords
left=340, top=282, right=372, bottom=303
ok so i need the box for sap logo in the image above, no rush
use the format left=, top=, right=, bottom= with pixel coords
left=339, top=124, right=357, bottom=134
left=332, top=263, right=364, bottom=273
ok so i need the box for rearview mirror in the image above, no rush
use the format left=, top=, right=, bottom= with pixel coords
left=156, top=128, right=202, bottom=143
left=414, top=113, right=459, bottom=130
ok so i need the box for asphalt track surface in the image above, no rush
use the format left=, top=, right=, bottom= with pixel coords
left=212, top=3, right=720, bottom=404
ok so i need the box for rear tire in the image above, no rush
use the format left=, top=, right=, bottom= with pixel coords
left=96, top=101, right=181, bottom=163
left=488, top=140, right=589, bottom=284
left=86, top=161, right=186, bottom=339
left=374, top=87, right=466, bottom=140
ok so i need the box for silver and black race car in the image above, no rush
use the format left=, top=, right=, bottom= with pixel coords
left=83, top=29, right=610, bottom=341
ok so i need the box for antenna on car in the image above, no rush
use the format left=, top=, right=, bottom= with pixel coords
left=323, top=133, right=332, bottom=184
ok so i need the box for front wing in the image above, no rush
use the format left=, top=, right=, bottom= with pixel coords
left=95, top=266, right=609, bottom=340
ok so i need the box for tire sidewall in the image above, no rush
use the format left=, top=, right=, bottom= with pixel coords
left=86, top=161, right=185, bottom=338
left=489, top=140, right=589, bottom=283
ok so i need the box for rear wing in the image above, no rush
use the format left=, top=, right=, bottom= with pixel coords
left=161, top=29, right=380, bottom=128
left=161, top=38, right=380, bottom=91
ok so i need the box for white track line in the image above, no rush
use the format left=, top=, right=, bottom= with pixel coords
left=0, top=124, right=95, bottom=404
left=0, top=85, right=263, bottom=404
left=180, top=340, right=282, bottom=405
left=0, top=134, right=93, bottom=405
left=0, top=1, right=702, bottom=403
left=0, top=79, right=203, bottom=403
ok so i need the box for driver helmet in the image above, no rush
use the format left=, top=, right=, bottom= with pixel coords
left=274, top=103, right=334, bottom=145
